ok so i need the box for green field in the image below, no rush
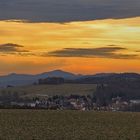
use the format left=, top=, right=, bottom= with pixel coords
left=0, top=110, right=139, bottom=140
left=0, top=84, right=97, bottom=98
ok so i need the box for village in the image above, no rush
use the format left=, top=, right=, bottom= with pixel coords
left=0, top=93, right=140, bottom=112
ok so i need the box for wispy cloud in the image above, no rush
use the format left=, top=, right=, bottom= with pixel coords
left=0, top=43, right=139, bottom=60
left=0, top=43, right=28, bottom=54
left=0, top=0, right=140, bottom=22
left=46, top=47, right=139, bottom=59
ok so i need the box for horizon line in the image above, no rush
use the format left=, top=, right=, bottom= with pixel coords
left=0, top=69, right=140, bottom=77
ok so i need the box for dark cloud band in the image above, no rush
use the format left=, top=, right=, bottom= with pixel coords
left=47, top=47, right=139, bottom=59
left=0, top=0, right=140, bottom=22
left=0, top=43, right=28, bottom=53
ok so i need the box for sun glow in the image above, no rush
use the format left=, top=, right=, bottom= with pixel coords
left=0, top=17, right=140, bottom=75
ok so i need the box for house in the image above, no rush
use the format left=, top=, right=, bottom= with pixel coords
left=130, top=100, right=140, bottom=104
left=27, top=103, right=36, bottom=108
left=11, top=102, right=25, bottom=107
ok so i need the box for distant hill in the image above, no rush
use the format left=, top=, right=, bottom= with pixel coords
left=0, top=70, right=80, bottom=87
left=75, top=73, right=140, bottom=84
left=36, top=70, right=78, bottom=79
left=0, top=70, right=140, bottom=87
left=0, top=73, right=35, bottom=87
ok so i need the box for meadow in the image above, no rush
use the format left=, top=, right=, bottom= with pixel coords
left=0, top=110, right=139, bottom=140
left=0, top=84, right=97, bottom=98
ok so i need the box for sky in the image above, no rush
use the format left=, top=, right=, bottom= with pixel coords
left=0, top=0, right=140, bottom=75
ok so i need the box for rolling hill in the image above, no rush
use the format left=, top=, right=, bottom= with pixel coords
left=0, top=69, right=140, bottom=87
left=0, top=70, right=81, bottom=87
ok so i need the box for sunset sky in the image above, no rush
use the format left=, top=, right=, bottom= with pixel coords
left=0, top=0, right=140, bottom=75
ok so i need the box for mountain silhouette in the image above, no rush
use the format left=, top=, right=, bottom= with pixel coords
left=0, top=70, right=80, bottom=87
left=0, top=70, right=140, bottom=87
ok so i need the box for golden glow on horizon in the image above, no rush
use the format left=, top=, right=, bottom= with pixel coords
left=0, top=17, right=140, bottom=75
